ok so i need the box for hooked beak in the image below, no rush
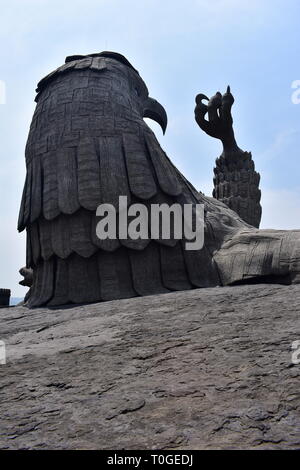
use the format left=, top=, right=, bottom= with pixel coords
left=143, top=97, right=168, bottom=134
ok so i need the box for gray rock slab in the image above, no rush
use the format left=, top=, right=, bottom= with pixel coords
left=0, top=283, right=299, bottom=449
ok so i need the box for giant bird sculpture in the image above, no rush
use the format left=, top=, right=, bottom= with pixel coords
left=18, top=52, right=300, bottom=307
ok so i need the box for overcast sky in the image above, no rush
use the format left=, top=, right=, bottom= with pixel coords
left=1, top=0, right=300, bottom=297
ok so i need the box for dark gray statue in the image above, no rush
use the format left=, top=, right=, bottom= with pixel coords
left=195, top=87, right=261, bottom=228
left=0, top=289, right=10, bottom=307
left=18, top=52, right=300, bottom=307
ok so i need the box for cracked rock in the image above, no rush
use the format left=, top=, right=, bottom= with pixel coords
left=0, top=283, right=299, bottom=449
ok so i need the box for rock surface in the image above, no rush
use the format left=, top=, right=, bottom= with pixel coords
left=0, top=283, right=299, bottom=450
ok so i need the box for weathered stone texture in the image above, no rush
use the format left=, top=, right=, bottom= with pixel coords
left=0, top=283, right=299, bottom=449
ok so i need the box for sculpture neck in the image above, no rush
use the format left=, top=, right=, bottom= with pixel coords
left=221, top=131, right=244, bottom=162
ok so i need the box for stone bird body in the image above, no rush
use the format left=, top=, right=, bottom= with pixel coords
left=18, top=52, right=300, bottom=307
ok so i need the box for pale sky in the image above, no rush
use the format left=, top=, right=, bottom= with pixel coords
left=1, top=0, right=300, bottom=297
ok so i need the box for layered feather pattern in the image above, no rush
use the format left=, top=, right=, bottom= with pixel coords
left=19, top=55, right=220, bottom=307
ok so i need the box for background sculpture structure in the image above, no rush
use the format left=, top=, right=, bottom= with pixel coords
left=0, top=289, right=10, bottom=307
left=195, top=88, right=261, bottom=228
left=18, top=52, right=300, bottom=307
